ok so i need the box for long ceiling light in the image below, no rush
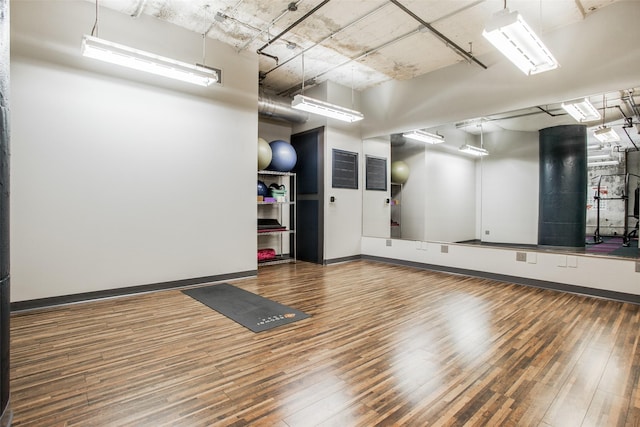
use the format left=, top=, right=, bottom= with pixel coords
left=592, top=93, right=620, bottom=143
left=593, top=126, right=620, bottom=143
left=291, top=94, right=364, bottom=123
left=482, top=7, right=559, bottom=75
left=81, top=35, right=220, bottom=86
left=587, top=159, right=620, bottom=167
left=561, top=98, right=601, bottom=123
left=402, top=130, right=445, bottom=144
left=459, top=144, right=489, bottom=156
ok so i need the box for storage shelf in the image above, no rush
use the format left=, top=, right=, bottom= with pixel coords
left=257, top=171, right=296, bottom=268
left=258, top=170, right=295, bottom=176
left=258, top=201, right=295, bottom=205
left=258, top=254, right=295, bottom=266
left=257, top=230, right=295, bottom=236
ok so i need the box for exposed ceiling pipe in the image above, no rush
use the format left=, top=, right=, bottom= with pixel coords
left=256, top=0, right=332, bottom=64
left=623, top=89, right=640, bottom=122
left=258, top=91, right=308, bottom=123
left=130, top=0, right=147, bottom=18
left=260, top=2, right=390, bottom=80
left=277, top=26, right=423, bottom=97
left=237, top=0, right=303, bottom=52
left=622, top=126, right=639, bottom=151
left=389, top=0, right=487, bottom=70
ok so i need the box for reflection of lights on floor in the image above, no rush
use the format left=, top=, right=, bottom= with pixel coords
left=390, top=329, right=442, bottom=402
left=279, top=369, right=354, bottom=426
left=441, top=294, right=491, bottom=364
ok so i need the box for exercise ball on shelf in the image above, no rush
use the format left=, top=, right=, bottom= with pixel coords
left=268, top=140, right=297, bottom=172
left=258, top=137, right=272, bottom=170
left=257, top=180, right=269, bottom=197
left=391, top=160, right=410, bottom=184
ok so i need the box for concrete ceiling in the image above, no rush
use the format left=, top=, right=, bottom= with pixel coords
left=91, top=0, right=621, bottom=95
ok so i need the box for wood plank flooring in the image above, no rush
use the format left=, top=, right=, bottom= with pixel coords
left=9, top=260, right=640, bottom=426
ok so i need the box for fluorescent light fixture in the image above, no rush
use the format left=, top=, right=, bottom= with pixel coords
left=587, top=154, right=612, bottom=160
left=402, top=130, right=445, bottom=144
left=593, top=126, right=620, bottom=143
left=587, top=160, right=620, bottom=167
left=459, top=144, right=489, bottom=156
left=81, top=35, right=220, bottom=86
left=561, top=98, right=601, bottom=123
left=482, top=8, right=559, bottom=75
left=291, top=94, right=363, bottom=123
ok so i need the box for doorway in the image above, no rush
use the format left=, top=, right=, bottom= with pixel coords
left=292, top=127, right=324, bottom=264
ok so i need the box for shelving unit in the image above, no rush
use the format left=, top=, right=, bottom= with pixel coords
left=257, top=170, right=296, bottom=266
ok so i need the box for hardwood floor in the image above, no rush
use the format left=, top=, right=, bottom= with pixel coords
left=9, top=260, right=640, bottom=426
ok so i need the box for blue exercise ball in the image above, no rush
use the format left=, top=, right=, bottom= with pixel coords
left=268, top=140, right=297, bottom=172
left=257, top=180, right=269, bottom=197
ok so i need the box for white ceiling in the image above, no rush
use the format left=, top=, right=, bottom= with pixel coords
left=92, top=0, right=621, bottom=95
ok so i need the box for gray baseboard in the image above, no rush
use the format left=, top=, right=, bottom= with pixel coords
left=362, top=255, right=640, bottom=305
left=11, top=270, right=257, bottom=312
left=324, top=255, right=362, bottom=265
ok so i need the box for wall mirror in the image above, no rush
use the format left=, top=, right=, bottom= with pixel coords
left=362, top=86, right=640, bottom=258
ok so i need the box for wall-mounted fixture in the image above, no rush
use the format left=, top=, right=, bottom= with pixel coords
left=81, top=35, right=220, bottom=86
left=561, top=98, right=601, bottom=122
left=291, top=94, right=363, bottom=123
left=402, top=130, right=445, bottom=144
left=459, top=144, right=489, bottom=156
left=482, top=6, right=558, bottom=75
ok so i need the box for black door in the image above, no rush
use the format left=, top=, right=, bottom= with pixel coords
left=292, top=127, right=324, bottom=264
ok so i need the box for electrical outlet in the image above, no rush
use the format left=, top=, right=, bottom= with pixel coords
left=516, top=252, right=526, bottom=262
left=386, top=239, right=392, bottom=247
left=441, top=245, right=448, bottom=253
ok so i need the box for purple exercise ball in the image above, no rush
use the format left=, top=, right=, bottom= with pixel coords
left=268, top=140, right=297, bottom=172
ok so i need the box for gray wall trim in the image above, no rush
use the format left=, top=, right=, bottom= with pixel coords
left=362, top=255, right=640, bottom=305
left=11, top=270, right=257, bottom=312
left=324, top=255, right=362, bottom=265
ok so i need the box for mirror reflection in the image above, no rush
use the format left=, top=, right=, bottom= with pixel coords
left=363, top=87, right=640, bottom=259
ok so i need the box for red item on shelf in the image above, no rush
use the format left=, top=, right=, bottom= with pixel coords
left=257, top=248, right=276, bottom=261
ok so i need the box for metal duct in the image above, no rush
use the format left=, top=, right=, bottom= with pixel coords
left=258, top=92, right=308, bottom=123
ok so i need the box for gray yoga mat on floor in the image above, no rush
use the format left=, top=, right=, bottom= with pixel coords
left=183, top=283, right=309, bottom=332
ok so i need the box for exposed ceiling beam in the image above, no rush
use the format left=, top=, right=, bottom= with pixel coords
left=389, top=0, right=487, bottom=70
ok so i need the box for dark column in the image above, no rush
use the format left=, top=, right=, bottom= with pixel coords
left=0, top=0, right=10, bottom=424
left=538, top=125, right=587, bottom=248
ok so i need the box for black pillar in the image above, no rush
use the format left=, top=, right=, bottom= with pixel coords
left=538, top=125, right=587, bottom=248
left=0, top=0, right=10, bottom=424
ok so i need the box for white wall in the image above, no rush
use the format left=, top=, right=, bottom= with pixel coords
left=258, top=119, right=292, bottom=144
left=362, top=237, right=639, bottom=296
left=325, top=81, right=364, bottom=260
left=362, top=137, right=390, bottom=238
left=424, top=150, right=476, bottom=243
left=480, top=130, right=539, bottom=245
left=10, top=2, right=258, bottom=301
